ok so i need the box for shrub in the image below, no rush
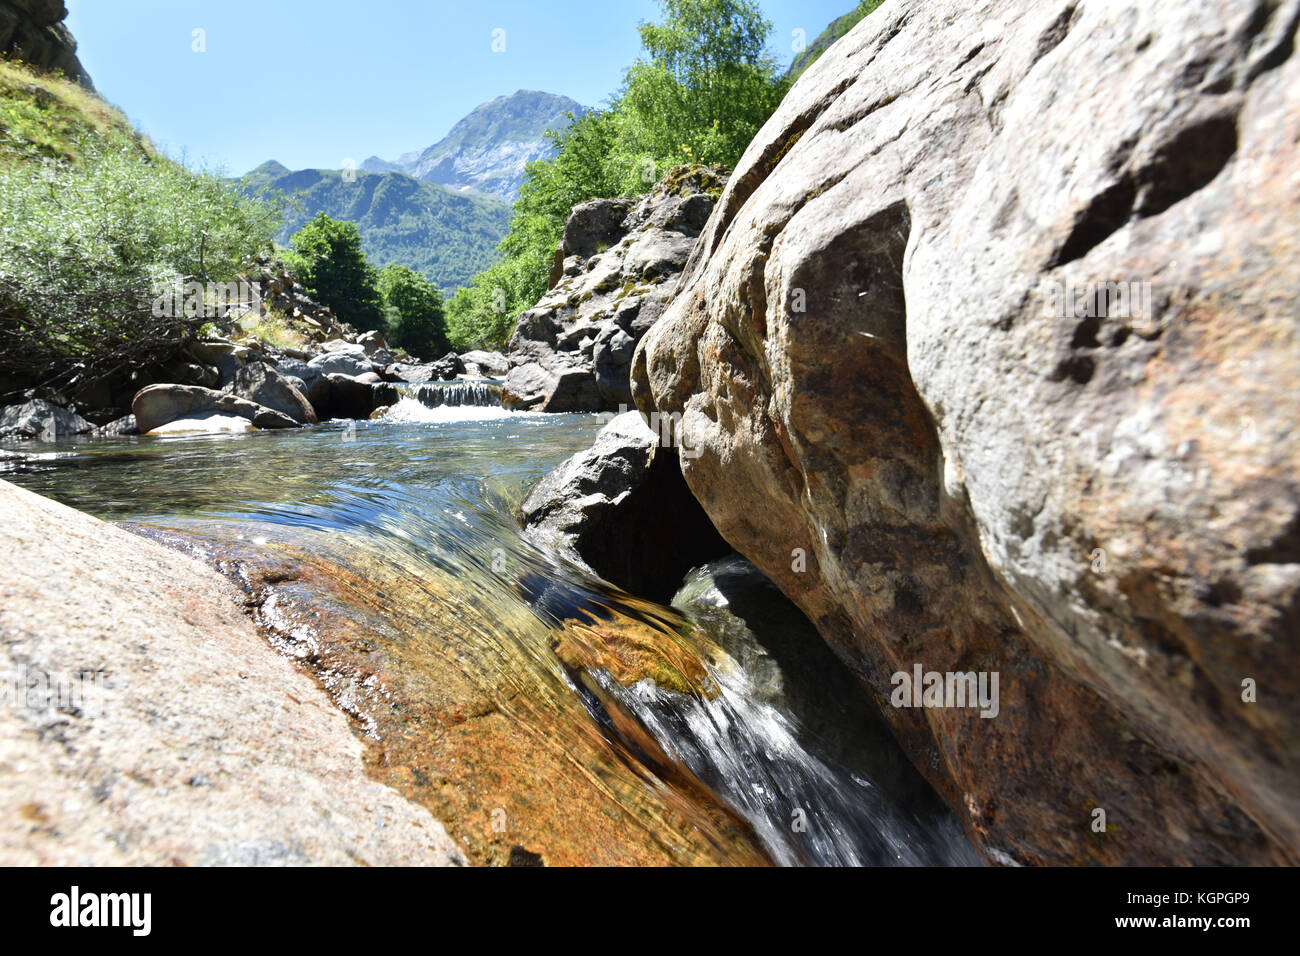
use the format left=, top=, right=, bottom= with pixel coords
left=282, top=212, right=384, bottom=333
left=377, top=263, right=448, bottom=359
left=0, top=135, right=278, bottom=398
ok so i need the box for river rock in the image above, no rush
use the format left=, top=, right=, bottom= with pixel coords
left=187, top=339, right=246, bottom=387
left=306, top=373, right=399, bottom=421
left=224, top=361, right=317, bottom=425
left=501, top=165, right=725, bottom=412
left=428, top=351, right=464, bottom=381
left=92, top=414, right=138, bottom=437
left=632, top=0, right=1300, bottom=864
left=132, top=384, right=299, bottom=434
left=385, top=362, right=436, bottom=383
left=271, top=356, right=321, bottom=392
left=519, top=411, right=729, bottom=602
left=307, top=348, right=373, bottom=378
left=0, top=479, right=463, bottom=865
left=356, top=329, right=388, bottom=355
left=0, top=399, right=93, bottom=440
left=459, top=350, right=509, bottom=377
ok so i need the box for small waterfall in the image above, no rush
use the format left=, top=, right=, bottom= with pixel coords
left=400, top=381, right=502, bottom=409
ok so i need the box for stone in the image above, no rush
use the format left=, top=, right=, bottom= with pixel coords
left=632, top=0, right=1300, bottom=864
left=428, top=351, right=464, bottom=381
left=272, top=356, right=321, bottom=392
left=458, top=350, right=509, bottom=377
left=0, top=479, right=463, bottom=865
left=131, top=384, right=299, bottom=434
left=385, top=362, right=437, bottom=383
left=356, top=329, right=389, bottom=355
left=519, top=411, right=730, bottom=602
left=147, top=415, right=255, bottom=436
left=225, top=362, right=317, bottom=425
left=307, top=350, right=373, bottom=379
left=0, top=0, right=92, bottom=88
left=92, top=414, right=137, bottom=437
left=502, top=165, right=724, bottom=412
left=306, top=373, right=399, bottom=421
left=187, top=340, right=245, bottom=387
left=0, top=399, right=92, bottom=440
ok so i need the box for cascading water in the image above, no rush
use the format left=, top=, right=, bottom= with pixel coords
left=398, top=380, right=503, bottom=409
left=0, top=407, right=979, bottom=866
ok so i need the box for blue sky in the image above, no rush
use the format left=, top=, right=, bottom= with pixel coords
left=66, top=0, right=851, bottom=176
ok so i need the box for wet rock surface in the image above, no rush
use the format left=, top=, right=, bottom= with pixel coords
left=519, top=411, right=730, bottom=602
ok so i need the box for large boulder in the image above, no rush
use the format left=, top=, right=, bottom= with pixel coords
left=632, top=0, right=1300, bottom=865
left=0, top=399, right=92, bottom=440
left=306, top=373, right=399, bottom=420
left=519, top=411, right=730, bottom=602
left=307, top=347, right=373, bottom=379
left=501, top=165, right=725, bottom=412
left=225, top=362, right=317, bottom=425
left=459, top=350, right=509, bottom=377
left=131, top=385, right=299, bottom=434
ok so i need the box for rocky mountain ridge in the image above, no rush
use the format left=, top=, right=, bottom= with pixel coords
left=362, top=90, right=586, bottom=201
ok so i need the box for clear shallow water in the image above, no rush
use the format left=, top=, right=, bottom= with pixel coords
left=1, top=410, right=978, bottom=867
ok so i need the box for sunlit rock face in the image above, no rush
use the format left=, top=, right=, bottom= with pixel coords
left=503, top=165, right=726, bottom=413
left=634, top=0, right=1300, bottom=864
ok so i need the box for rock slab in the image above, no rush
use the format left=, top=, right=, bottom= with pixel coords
left=0, top=479, right=463, bottom=865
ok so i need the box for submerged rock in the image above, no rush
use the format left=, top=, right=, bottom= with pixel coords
left=519, top=411, right=729, bottom=602
left=633, top=0, right=1300, bottom=864
left=502, top=165, right=725, bottom=412
left=0, top=400, right=93, bottom=440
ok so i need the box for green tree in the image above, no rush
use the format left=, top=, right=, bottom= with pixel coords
left=378, top=263, right=448, bottom=359
left=619, top=0, right=784, bottom=167
left=285, top=212, right=384, bottom=332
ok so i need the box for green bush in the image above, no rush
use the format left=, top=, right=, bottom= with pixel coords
left=377, top=263, right=448, bottom=360
left=0, top=135, right=278, bottom=397
left=283, top=212, right=385, bottom=333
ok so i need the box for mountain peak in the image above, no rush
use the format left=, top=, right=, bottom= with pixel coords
left=371, top=90, right=587, bottom=201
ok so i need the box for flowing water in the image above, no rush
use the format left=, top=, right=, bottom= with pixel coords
left=1, top=384, right=978, bottom=867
